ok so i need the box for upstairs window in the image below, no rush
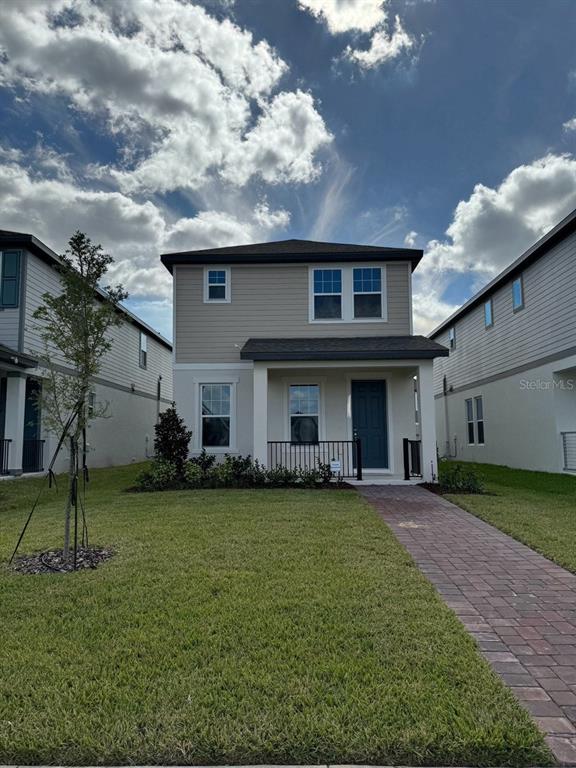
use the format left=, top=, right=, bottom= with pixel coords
left=204, top=268, right=230, bottom=303
left=512, top=276, right=524, bottom=312
left=201, top=384, right=231, bottom=447
left=448, top=326, right=456, bottom=349
left=313, top=269, right=342, bottom=320
left=484, top=299, right=493, bottom=328
left=289, top=384, right=319, bottom=443
left=139, top=331, right=147, bottom=369
left=353, top=268, right=382, bottom=318
left=0, top=250, right=21, bottom=308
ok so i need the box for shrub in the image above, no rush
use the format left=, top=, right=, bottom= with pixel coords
left=439, top=461, right=485, bottom=494
left=136, top=459, right=179, bottom=491
left=317, top=460, right=334, bottom=485
left=154, top=404, right=192, bottom=476
left=264, top=465, right=300, bottom=486
left=189, top=448, right=217, bottom=479
left=298, top=466, right=323, bottom=487
left=184, top=461, right=203, bottom=488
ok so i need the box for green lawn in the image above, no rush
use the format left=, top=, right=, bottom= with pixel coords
left=0, top=464, right=550, bottom=766
left=446, top=461, right=576, bottom=573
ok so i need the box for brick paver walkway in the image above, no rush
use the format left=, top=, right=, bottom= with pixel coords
left=359, top=484, right=576, bottom=765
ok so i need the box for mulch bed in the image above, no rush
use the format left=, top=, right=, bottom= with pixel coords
left=13, top=546, right=114, bottom=575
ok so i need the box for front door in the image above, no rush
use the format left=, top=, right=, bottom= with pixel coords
left=351, top=380, right=388, bottom=469
left=22, top=377, right=41, bottom=472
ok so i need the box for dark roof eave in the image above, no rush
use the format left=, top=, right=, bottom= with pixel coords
left=0, top=345, right=38, bottom=369
left=241, top=349, right=448, bottom=361
left=429, top=207, right=576, bottom=338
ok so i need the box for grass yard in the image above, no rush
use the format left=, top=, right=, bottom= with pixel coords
left=0, top=464, right=550, bottom=766
left=446, top=462, right=576, bottom=573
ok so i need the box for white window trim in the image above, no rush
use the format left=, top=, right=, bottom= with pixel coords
left=193, top=377, right=238, bottom=453
left=203, top=266, right=231, bottom=304
left=139, top=331, right=148, bottom=369
left=308, top=264, right=388, bottom=324
left=475, top=395, right=485, bottom=445
left=512, top=274, right=524, bottom=313
left=281, top=377, right=326, bottom=442
left=465, top=396, right=485, bottom=446
left=465, top=398, right=475, bottom=445
left=484, top=298, right=494, bottom=328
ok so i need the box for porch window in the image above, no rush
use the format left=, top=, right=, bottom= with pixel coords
left=313, top=269, right=342, bottom=319
left=289, top=384, right=319, bottom=443
left=201, top=384, right=231, bottom=447
left=353, top=268, right=382, bottom=318
left=205, top=268, right=230, bottom=302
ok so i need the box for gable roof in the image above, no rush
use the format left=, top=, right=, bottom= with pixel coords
left=161, top=238, right=422, bottom=272
left=240, top=335, right=448, bottom=361
left=0, top=229, right=172, bottom=350
left=429, top=206, right=576, bottom=339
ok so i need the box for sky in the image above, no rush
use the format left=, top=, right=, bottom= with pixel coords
left=1, top=0, right=576, bottom=341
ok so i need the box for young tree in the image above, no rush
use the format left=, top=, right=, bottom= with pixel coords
left=34, top=231, right=127, bottom=560
left=154, top=404, right=192, bottom=476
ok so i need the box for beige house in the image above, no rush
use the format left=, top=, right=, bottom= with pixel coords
left=431, top=208, right=576, bottom=474
left=162, top=239, right=447, bottom=482
left=0, top=229, right=173, bottom=476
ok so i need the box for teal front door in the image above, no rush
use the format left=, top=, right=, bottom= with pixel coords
left=351, top=380, right=388, bottom=469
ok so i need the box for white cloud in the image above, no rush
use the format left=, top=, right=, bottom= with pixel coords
left=298, top=0, right=415, bottom=69
left=297, top=0, right=386, bottom=34
left=345, top=15, right=414, bottom=69
left=563, top=118, right=576, bottom=132
left=0, top=0, right=331, bottom=193
left=413, top=153, right=576, bottom=334
left=0, top=158, right=290, bottom=301
left=404, top=230, right=418, bottom=247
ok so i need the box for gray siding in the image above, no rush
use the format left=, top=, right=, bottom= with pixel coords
left=23, top=252, right=173, bottom=399
left=434, top=230, right=576, bottom=394
left=175, top=262, right=412, bottom=363
left=0, top=307, right=19, bottom=350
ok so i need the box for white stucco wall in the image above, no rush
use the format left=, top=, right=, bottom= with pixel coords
left=435, top=352, right=576, bottom=473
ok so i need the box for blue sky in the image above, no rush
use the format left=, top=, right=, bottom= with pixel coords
left=1, top=0, right=576, bottom=340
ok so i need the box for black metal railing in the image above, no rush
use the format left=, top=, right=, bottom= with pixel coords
left=22, top=439, right=45, bottom=473
left=403, top=438, right=422, bottom=480
left=562, top=432, right=576, bottom=472
left=268, top=439, right=363, bottom=480
left=0, top=439, right=11, bottom=475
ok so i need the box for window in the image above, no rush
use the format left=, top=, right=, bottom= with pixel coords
left=289, top=384, right=319, bottom=443
left=87, top=391, right=96, bottom=418
left=465, top=396, right=485, bottom=445
left=201, top=384, right=231, bottom=447
left=475, top=396, right=485, bottom=445
left=353, top=268, right=382, bottom=318
left=512, top=276, right=524, bottom=311
left=484, top=299, right=493, bottom=328
left=313, top=269, right=342, bottom=319
left=204, top=268, right=230, bottom=302
left=465, top=399, right=474, bottom=444
left=139, top=331, right=147, bottom=369
left=0, top=250, right=21, bottom=308
left=448, top=326, right=456, bottom=349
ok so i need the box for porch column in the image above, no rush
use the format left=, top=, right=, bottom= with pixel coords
left=5, top=373, right=26, bottom=475
left=253, top=362, right=268, bottom=466
left=418, top=361, right=438, bottom=483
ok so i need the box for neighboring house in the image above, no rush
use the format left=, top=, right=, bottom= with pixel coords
left=430, top=208, right=576, bottom=474
left=161, top=239, right=448, bottom=482
left=0, top=229, right=173, bottom=476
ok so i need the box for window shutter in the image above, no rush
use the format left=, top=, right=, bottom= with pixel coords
left=0, top=250, right=21, bottom=308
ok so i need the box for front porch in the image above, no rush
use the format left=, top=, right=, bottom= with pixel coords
left=251, top=360, right=438, bottom=483
left=0, top=346, right=45, bottom=475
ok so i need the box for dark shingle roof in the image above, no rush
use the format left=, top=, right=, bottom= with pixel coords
left=161, top=238, right=422, bottom=272
left=0, top=343, right=38, bottom=369
left=241, top=336, right=448, bottom=361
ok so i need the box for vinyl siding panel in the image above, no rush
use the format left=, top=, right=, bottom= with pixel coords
left=175, top=262, right=412, bottom=363
left=22, top=253, right=173, bottom=399
left=433, top=230, right=576, bottom=394
left=0, top=307, right=19, bottom=350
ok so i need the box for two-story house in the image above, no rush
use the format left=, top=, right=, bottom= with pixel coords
left=161, top=239, right=448, bottom=482
left=430, top=208, right=576, bottom=474
left=0, top=229, right=173, bottom=476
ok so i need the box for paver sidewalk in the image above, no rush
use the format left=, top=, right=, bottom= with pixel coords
left=359, top=484, right=576, bottom=765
